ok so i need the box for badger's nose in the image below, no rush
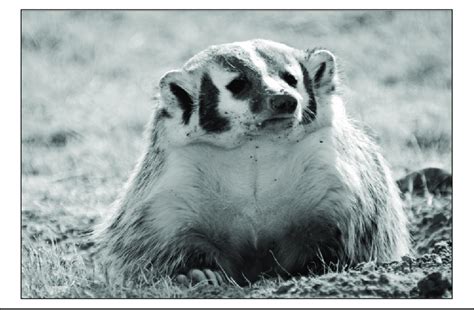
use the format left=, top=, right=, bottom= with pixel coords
left=270, top=94, right=297, bottom=114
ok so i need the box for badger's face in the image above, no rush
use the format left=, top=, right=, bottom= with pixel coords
left=156, top=39, right=338, bottom=149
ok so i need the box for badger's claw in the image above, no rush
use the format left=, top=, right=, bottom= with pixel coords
left=176, top=268, right=225, bottom=286
left=176, top=274, right=190, bottom=286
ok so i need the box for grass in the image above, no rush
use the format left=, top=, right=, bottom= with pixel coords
left=21, top=10, right=452, bottom=298
left=21, top=194, right=453, bottom=298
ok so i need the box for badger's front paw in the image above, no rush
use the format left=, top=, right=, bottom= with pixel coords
left=176, top=269, right=226, bottom=286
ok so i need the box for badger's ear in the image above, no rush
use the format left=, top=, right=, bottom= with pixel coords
left=158, top=70, right=195, bottom=125
left=305, top=49, right=337, bottom=93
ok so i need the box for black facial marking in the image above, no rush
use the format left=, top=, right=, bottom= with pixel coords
left=216, top=54, right=265, bottom=114
left=249, top=93, right=265, bottom=114
left=226, top=76, right=250, bottom=95
left=169, top=83, right=194, bottom=125
left=314, top=62, right=326, bottom=86
left=299, top=62, right=317, bottom=124
left=281, top=71, right=297, bottom=88
left=199, top=73, right=230, bottom=133
left=216, top=54, right=257, bottom=75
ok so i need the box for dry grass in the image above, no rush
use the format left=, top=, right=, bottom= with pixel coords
left=21, top=10, right=452, bottom=298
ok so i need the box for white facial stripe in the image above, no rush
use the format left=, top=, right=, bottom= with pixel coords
left=208, top=64, right=239, bottom=90
left=241, top=42, right=269, bottom=76
left=247, top=44, right=304, bottom=102
left=261, top=75, right=284, bottom=94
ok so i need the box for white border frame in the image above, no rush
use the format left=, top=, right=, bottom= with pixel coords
left=3, top=1, right=472, bottom=308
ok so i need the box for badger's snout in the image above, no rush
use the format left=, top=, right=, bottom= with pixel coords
left=250, top=94, right=298, bottom=130
left=269, top=94, right=298, bottom=114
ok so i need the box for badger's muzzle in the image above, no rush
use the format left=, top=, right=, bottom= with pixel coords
left=269, top=94, right=298, bottom=114
left=253, top=94, right=297, bottom=130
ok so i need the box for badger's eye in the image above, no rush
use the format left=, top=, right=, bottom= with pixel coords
left=226, top=76, right=250, bottom=95
left=281, top=72, right=297, bottom=88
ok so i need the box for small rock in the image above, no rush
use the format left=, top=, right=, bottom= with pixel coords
left=432, top=213, right=448, bottom=226
left=379, top=274, right=390, bottom=285
left=327, top=274, right=337, bottom=282
left=417, top=272, right=451, bottom=298
left=432, top=254, right=443, bottom=264
left=367, top=272, right=377, bottom=280
left=421, top=254, right=431, bottom=262
left=433, top=241, right=451, bottom=255
left=362, top=261, right=376, bottom=272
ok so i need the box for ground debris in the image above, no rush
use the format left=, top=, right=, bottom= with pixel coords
left=416, top=272, right=452, bottom=298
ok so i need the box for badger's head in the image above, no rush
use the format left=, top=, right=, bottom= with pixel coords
left=155, top=39, right=340, bottom=149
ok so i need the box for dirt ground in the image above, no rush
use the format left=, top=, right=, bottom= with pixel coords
left=21, top=187, right=453, bottom=298
left=21, top=10, right=452, bottom=298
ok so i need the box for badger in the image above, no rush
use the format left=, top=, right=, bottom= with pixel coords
left=95, top=39, right=409, bottom=286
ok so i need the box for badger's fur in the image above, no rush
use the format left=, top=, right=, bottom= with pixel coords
left=95, top=39, right=409, bottom=285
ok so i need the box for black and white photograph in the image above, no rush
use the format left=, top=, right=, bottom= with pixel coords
left=19, top=9, right=454, bottom=300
